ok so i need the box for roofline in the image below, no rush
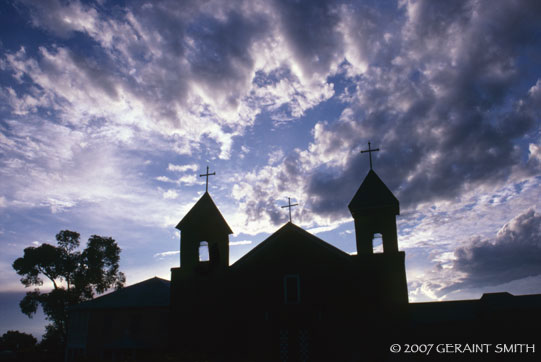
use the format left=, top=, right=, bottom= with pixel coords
left=70, top=304, right=170, bottom=312
left=175, top=192, right=233, bottom=234
left=68, top=277, right=170, bottom=311
left=230, top=222, right=351, bottom=269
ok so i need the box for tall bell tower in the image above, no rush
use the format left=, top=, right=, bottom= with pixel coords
left=170, top=168, right=233, bottom=354
left=348, top=169, right=399, bottom=254
left=173, top=166, right=232, bottom=275
left=349, top=142, right=408, bottom=305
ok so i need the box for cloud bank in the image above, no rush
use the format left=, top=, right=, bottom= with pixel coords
left=0, top=0, right=540, bottom=301
left=452, top=209, right=541, bottom=289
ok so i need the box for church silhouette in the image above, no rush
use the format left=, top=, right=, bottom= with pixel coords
left=66, top=153, right=541, bottom=361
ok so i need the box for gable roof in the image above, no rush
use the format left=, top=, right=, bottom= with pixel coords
left=232, top=222, right=350, bottom=268
left=176, top=192, right=233, bottom=234
left=70, top=277, right=170, bottom=310
left=348, top=169, right=399, bottom=215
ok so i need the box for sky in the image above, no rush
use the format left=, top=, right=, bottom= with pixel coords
left=1, top=0, right=540, bottom=338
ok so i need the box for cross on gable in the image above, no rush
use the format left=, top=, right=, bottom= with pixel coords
left=281, top=197, right=299, bottom=223
left=360, top=141, right=380, bottom=170
left=199, top=166, right=216, bottom=193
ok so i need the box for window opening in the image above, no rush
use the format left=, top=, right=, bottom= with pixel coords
left=199, top=241, right=209, bottom=262
left=373, top=233, right=383, bottom=253
left=284, top=274, right=300, bottom=304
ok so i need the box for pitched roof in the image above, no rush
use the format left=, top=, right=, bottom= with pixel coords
left=70, top=277, right=170, bottom=310
left=175, top=192, right=233, bottom=234
left=348, top=169, right=399, bottom=215
left=232, top=222, right=350, bottom=268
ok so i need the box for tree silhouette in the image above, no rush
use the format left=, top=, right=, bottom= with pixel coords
left=12, top=230, right=125, bottom=350
left=0, top=330, right=37, bottom=352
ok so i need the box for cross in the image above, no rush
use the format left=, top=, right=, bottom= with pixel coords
left=199, top=166, right=215, bottom=193
left=360, top=141, right=380, bottom=170
left=281, top=197, right=298, bottom=223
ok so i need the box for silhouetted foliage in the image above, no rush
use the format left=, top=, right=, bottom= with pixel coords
left=0, top=330, right=37, bottom=352
left=39, top=324, right=65, bottom=353
left=12, top=230, right=126, bottom=351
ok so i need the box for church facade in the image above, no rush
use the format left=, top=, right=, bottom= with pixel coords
left=169, top=168, right=408, bottom=361
left=66, top=167, right=541, bottom=361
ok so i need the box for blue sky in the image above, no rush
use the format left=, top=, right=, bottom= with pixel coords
left=1, top=0, right=541, bottom=338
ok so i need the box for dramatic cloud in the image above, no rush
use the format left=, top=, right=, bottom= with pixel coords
left=451, top=209, right=541, bottom=289
left=6, top=0, right=538, bottom=223
left=408, top=206, right=541, bottom=301
left=1, top=0, right=540, bottom=315
left=302, top=0, right=541, bottom=217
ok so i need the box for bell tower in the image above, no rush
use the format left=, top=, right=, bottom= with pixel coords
left=175, top=191, right=233, bottom=274
left=170, top=169, right=233, bottom=353
left=349, top=142, right=408, bottom=306
left=349, top=142, right=400, bottom=254
left=348, top=169, right=399, bottom=254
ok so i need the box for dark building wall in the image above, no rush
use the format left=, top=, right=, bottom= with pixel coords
left=67, top=306, right=169, bottom=361
left=170, top=224, right=410, bottom=361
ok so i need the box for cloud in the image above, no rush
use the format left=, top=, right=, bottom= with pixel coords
left=450, top=208, right=541, bottom=290
left=167, top=163, right=198, bottom=173
left=190, top=0, right=541, bottom=230
left=407, top=205, right=541, bottom=301
left=153, top=250, right=179, bottom=259
left=230, top=152, right=311, bottom=233
left=5, top=0, right=346, bottom=162
left=0, top=115, right=194, bottom=229
left=529, top=143, right=541, bottom=164
left=267, top=148, right=284, bottom=165
left=229, top=240, right=252, bottom=246
left=5, top=0, right=538, bottom=234
left=272, top=0, right=344, bottom=79
left=156, top=176, right=175, bottom=183
left=162, top=190, right=179, bottom=200
left=299, top=0, right=541, bottom=218
left=17, top=0, right=101, bottom=38
left=307, top=224, right=339, bottom=235
left=2, top=0, right=540, bottom=301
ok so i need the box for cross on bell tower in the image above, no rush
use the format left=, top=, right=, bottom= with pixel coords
left=200, top=166, right=215, bottom=193
left=350, top=141, right=400, bottom=255
left=281, top=197, right=298, bottom=223
left=360, top=141, right=379, bottom=170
